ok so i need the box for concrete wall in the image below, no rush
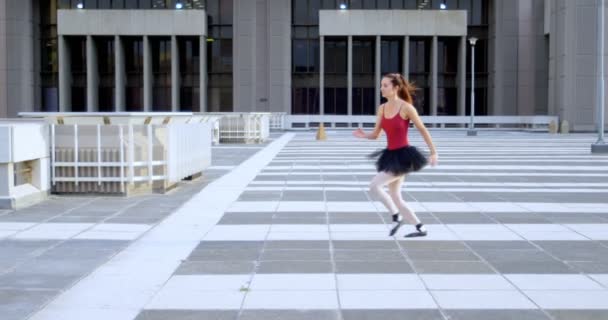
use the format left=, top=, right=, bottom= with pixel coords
left=0, top=0, right=36, bottom=118
left=58, top=10, right=207, bottom=35
left=319, top=10, right=467, bottom=36
left=548, top=0, right=608, bottom=131
left=489, top=0, right=548, bottom=117
left=233, top=0, right=291, bottom=113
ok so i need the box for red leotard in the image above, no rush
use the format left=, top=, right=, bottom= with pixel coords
left=381, top=105, right=410, bottom=150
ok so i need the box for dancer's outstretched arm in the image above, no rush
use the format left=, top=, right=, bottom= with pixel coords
left=353, top=104, right=384, bottom=140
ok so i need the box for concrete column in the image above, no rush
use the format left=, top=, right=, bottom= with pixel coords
left=267, top=0, right=292, bottom=114
left=58, top=36, right=71, bottom=112
left=320, top=36, right=325, bottom=115
left=347, top=36, right=353, bottom=115
left=171, top=35, right=180, bottom=112
left=457, top=36, right=466, bottom=116
left=143, top=36, right=152, bottom=112
left=403, top=36, right=409, bottom=80
left=200, top=36, right=207, bottom=112
left=375, top=35, right=381, bottom=108
left=86, top=35, right=98, bottom=112
left=430, top=36, right=438, bottom=116
left=115, top=35, right=125, bottom=111
left=0, top=0, right=36, bottom=117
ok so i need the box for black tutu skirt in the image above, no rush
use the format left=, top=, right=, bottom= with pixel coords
left=368, top=145, right=428, bottom=175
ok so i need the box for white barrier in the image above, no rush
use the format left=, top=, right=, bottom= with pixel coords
left=286, top=115, right=560, bottom=131
left=190, top=115, right=221, bottom=145
left=198, top=112, right=271, bottom=143
left=0, top=121, right=51, bottom=209
left=50, top=123, right=211, bottom=195
left=269, top=112, right=287, bottom=131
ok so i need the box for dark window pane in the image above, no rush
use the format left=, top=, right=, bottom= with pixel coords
left=363, top=0, right=376, bottom=9
left=381, top=38, right=402, bottom=74
left=309, top=0, right=321, bottom=24
left=324, top=87, right=335, bottom=114
left=151, top=37, right=172, bottom=111
left=294, top=27, right=308, bottom=38
left=68, top=37, right=87, bottom=111
left=409, top=37, right=430, bottom=73
left=42, top=87, right=59, bottom=112
left=293, top=0, right=308, bottom=25
left=152, top=0, right=169, bottom=9
left=207, top=0, right=219, bottom=24
left=179, top=37, right=200, bottom=111
left=352, top=88, right=362, bottom=114
left=349, top=0, right=362, bottom=9
left=97, top=0, right=112, bottom=9
left=321, top=0, right=336, bottom=9
left=112, top=0, right=125, bottom=9
left=293, top=40, right=308, bottom=72
left=124, top=0, right=138, bottom=9
left=353, top=38, right=374, bottom=74
left=309, top=87, right=320, bottom=114
left=404, top=0, right=417, bottom=9
left=96, top=37, right=115, bottom=111
left=390, top=0, right=404, bottom=9
left=139, top=0, right=153, bottom=9
left=310, top=39, right=319, bottom=72
left=377, top=0, right=390, bottom=9
left=220, top=0, right=233, bottom=24
left=438, top=37, right=458, bottom=73
left=325, top=38, right=347, bottom=74
left=292, top=88, right=308, bottom=114
left=363, top=87, right=375, bottom=114
left=471, top=0, right=484, bottom=25
left=335, top=87, right=347, bottom=114
left=124, top=37, right=144, bottom=111
left=58, top=0, right=71, bottom=9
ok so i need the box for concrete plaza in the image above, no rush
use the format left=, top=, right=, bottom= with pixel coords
left=1, top=130, right=608, bottom=320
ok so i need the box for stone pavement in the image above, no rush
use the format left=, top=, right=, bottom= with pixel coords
left=4, top=130, right=608, bottom=320
left=0, top=135, right=278, bottom=320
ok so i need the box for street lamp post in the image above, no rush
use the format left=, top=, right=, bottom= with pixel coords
left=593, top=0, right=608, bottom=153
left=467, top=37, right=478, bottom=136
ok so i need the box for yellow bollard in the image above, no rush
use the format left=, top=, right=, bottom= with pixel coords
left=316, top=123, right=327, bottom=140
left=548, top=120, right=558, bottom=134
left=560, top=120, right=570, bottom=134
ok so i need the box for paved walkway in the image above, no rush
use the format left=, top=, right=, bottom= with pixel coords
left=3, top=130, right=608, bottom=320
left=0, top=135, right=278, bottom=320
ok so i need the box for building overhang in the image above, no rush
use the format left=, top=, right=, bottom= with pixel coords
left=319, top=10, right=467, bottom=36
left=58, top=9, right=207, bottom=36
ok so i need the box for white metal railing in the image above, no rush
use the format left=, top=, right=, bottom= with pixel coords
left=50, top=123, right=211, bottom=194
left=199, top=112, right=271, bottom=143
left=191, top=115, right=221, bottom=145
left=269, top=112, right=287, bottom=131
left=286, top=115, right=560, bottom=131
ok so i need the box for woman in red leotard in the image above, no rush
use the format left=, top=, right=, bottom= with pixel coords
left=353, top=73, right=438, bottom=237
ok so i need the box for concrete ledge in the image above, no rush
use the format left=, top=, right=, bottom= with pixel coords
left=320, top=10, right=467, bottom=36
left=58, top=9, right=207, bottom=36
left=0, top=188, right=49, bottom=210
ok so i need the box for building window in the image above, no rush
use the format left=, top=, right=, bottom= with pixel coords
left=179, top=36, right=201, bottom=111
left=409, top=37, right=430, bottom=115
left=40, top=0, right=59, bottom=111
left=96, top=37, right=116, bottom=111
left=322, top=37, right=347, bottom=115
left=437, top=37, right=459, bottom=115
left=151, top=37, right=172, bottom=111
left=353, top=37, right=375, bottom=115
left=68, top=36, right=87, bottom=112
left=207, top=0, right=233, bottom=112
left=124, top=37, right=144, bottom=111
